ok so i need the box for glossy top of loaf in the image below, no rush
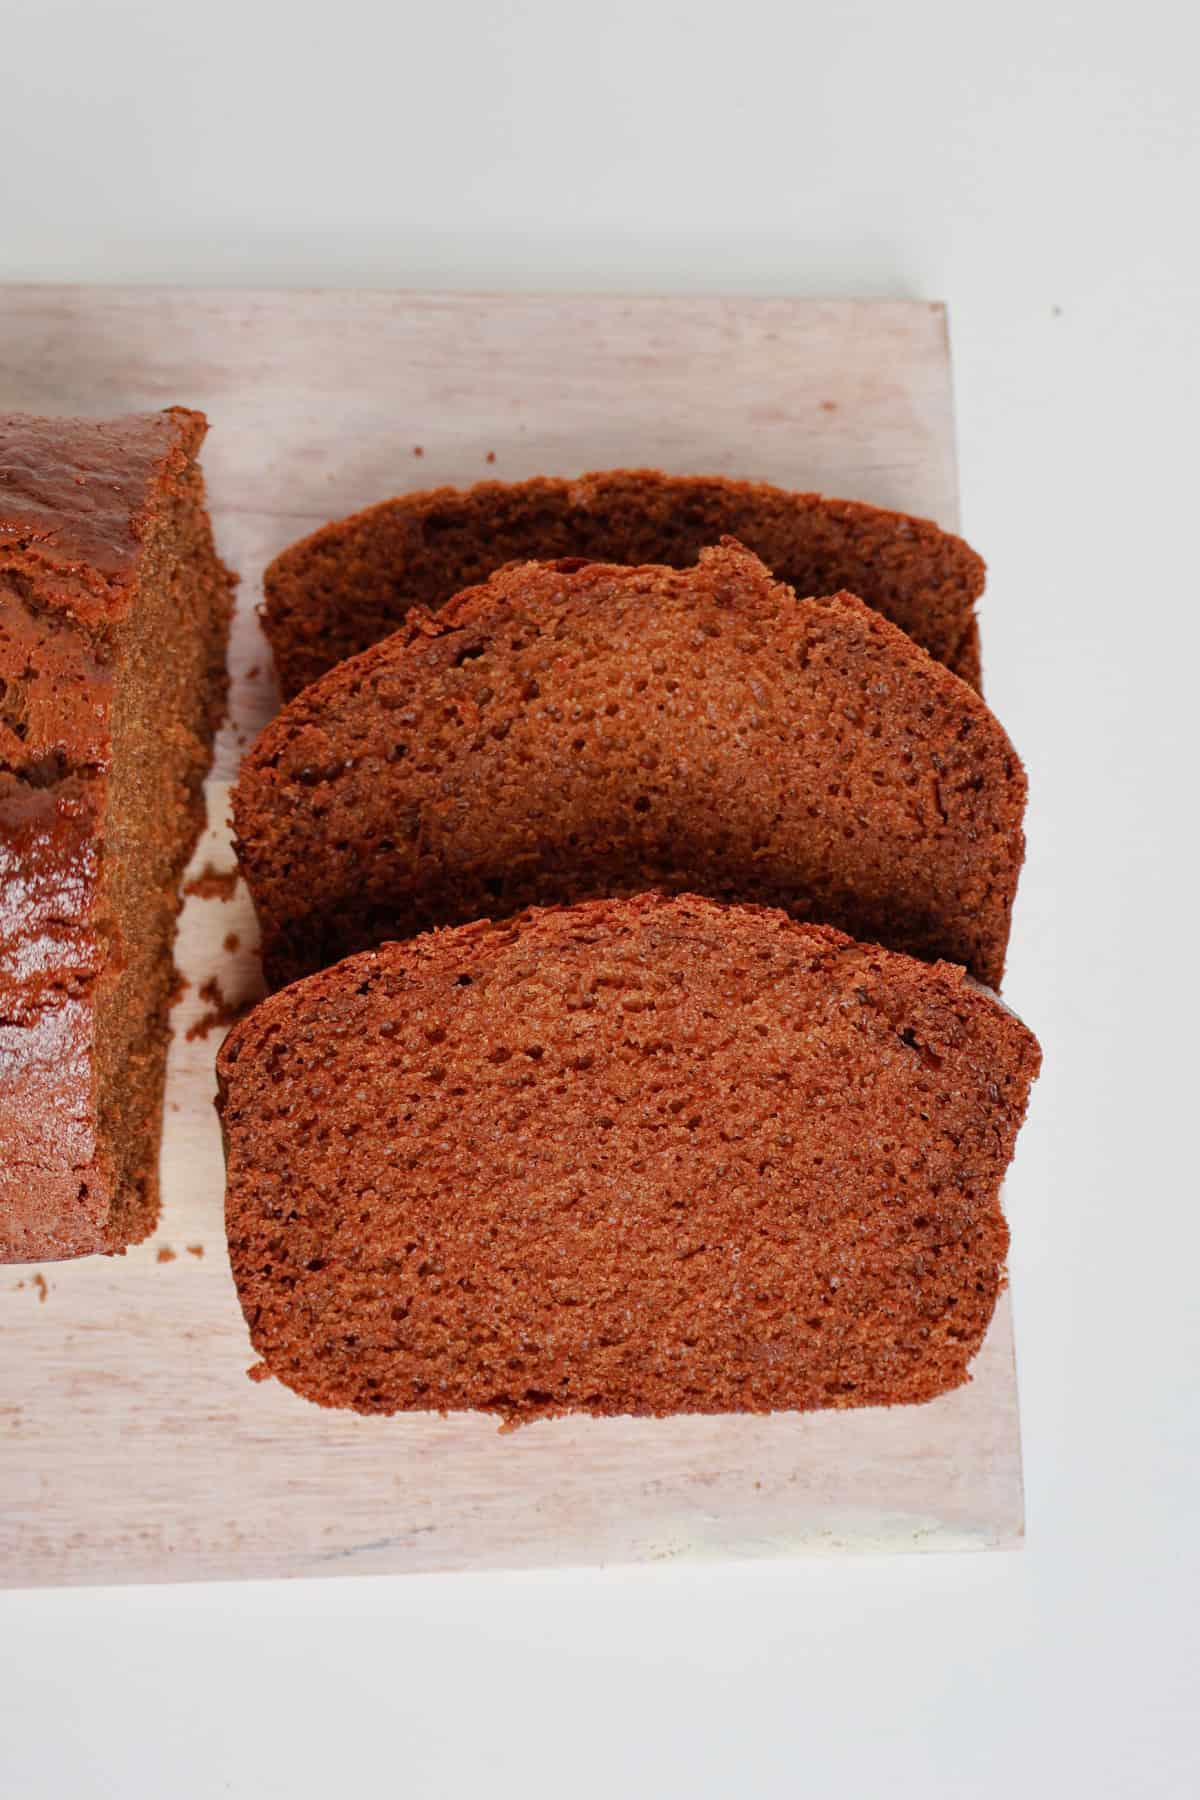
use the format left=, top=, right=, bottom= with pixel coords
left=0, top=407, right=206, bottom=617
left=0, top=407, right=226, bottom=1261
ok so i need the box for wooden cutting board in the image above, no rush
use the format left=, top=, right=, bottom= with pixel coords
left=0, top=289, right=1022, bottom=1586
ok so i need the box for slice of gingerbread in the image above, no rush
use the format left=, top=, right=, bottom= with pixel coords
left=0, top=410, right=235, bottom=1261
left=217, top=894, right=1041, bottom=1422
left=235, top=540, right=1024, bottom=992
left=261, top=469, right=986, bottom=698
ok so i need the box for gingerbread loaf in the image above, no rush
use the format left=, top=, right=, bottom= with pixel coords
left=0, top=409, right=235, bottom=1261
left=261, top=469, right=986, bottom=698
left=234, top=541, right=1025, bottom=993
left=217, top=894, right=1041, bottom=1422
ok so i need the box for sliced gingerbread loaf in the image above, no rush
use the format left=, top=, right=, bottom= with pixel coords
left=262, top=469, right=986, bottom=698
left=234, top=541, right=1025, bottom=993
left=217, top=894, right=1041, bottom=1422
left=0, top=409, right=235, bottom=1262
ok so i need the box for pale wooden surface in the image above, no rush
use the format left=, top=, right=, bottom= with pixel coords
left=0, top=289, right=1022, bottom=1588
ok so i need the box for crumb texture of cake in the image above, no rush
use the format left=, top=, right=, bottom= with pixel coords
left=217, top=894, right=1041, bottom=1423
left=261, top=469, right=986, bottom=698
left=0, top=409, right=236, bottom=1262
left=235, top=542, right=1024, bottom=992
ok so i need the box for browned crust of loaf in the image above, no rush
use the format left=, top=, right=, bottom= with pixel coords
left=260, top=469, right=985, bottom=697
left=217, top=893, right=1042, bottom=1424
left=0, top=409, right=235, bottom=1262
left=0, top=408, right=208, bottom=613
left=235, top=541, right=1024, bottom=992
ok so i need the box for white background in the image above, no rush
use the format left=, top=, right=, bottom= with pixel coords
left=2, top=2, right=1197, bottom=1795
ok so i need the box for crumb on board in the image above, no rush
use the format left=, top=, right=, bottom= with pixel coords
left=820, top=400, right=837, bottom=413
left=186, top=975, right=258, bottom=1042
left=223, top=931, right=240, bottom=954
left=184, top=863, right=239, bottom=902
left=156, top=1246, right=176, bottom=1264
left=32, top=1273, right=48, bottom=1303
left=412, top=445, right=424, bottom=457
left=246, top=664, right=261, bottom=680
left=248, top=1361, right=272, bottom=1383
left=486, top=450, right=496, bottom=463
left=186, top=1244, right=205, bottom=1259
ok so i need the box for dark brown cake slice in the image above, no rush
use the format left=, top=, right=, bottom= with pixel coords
left=234, top=541, right=1025, bottom=992
left=217, top=894, right=1041, bottom=1422
left=262, top=469, right=986, bottom=698
left=0, top=409, right=235, bottom=1262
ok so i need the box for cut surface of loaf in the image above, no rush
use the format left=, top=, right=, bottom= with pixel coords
left=0, top=409, right=235, bottom=1261
left=217, top=894, right=1041, bottom=1423
left=235, top=541, right=1025, bottom=992
left=261, top=469, right=986, bottom=698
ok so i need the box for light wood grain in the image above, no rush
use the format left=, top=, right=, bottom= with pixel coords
left=0, top=289, right=1021, bottom=1587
